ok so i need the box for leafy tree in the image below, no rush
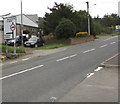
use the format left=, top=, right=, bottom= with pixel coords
left=102, top=14, right=120, bottom=27
left=55, top=18, right=76, bottom=39
left=43, top=2, right=94, bottom=36
left=71, top=10, right=88, bottom=33
left=44, top=2, right=75, bottom=35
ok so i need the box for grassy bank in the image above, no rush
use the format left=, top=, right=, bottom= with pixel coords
left=1, top=45, right=25, bottom=53
left=37, top=44, right=69, bottom=49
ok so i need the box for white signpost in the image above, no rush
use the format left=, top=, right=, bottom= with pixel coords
left=4, top=16, right=16, bottom=39
left=4, top=16, right=16, bottom=53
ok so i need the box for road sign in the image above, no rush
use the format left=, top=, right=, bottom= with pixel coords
left=4, top=16, right=16, bottom=40
left=10, top=23, right=16, bottom=31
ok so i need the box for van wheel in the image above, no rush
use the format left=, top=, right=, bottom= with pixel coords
left=35, top=44, right=38, bottom=48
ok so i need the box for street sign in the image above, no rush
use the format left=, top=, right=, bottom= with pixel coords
left=10, top=23, right=16, bottom=31
left=4, top=16, right=16, bottom=40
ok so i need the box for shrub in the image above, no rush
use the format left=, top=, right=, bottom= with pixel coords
left=55, top=18, right=76, bottom=39
left=76, top=32, right=88, bottom=37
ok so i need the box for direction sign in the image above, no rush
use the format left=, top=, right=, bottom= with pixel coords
left=4, top=16, right=16, bottom=39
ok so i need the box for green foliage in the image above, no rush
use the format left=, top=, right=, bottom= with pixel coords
left=37, top=44, right=68, bottom=49
left=44, top=2, right=75, bottom=35
left=1, top=45, right=25, bottom=53
left=71, top=10, right=88, bottom=33
left=55, top=19, right=76, bottom=39
left=101, top=14, right=120, bottom=27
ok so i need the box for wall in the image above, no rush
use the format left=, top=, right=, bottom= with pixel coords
left=70, top=36, right=94, bottom=45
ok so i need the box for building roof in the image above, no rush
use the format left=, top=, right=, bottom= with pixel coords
left=26, top=14, right=38, bottom=24
left=16, top=14, right=38, bottom=28
left=0, top=14, right=38, bottom=28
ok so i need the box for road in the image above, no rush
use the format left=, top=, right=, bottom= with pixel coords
left=2, top=36, right=119, bottom=102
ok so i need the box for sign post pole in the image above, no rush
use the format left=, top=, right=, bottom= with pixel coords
left=4, top=16, right=16, bottom=54
left=6, top=40, right=8, bottom=53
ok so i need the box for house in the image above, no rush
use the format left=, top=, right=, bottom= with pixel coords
left=0, top=14, right=39, bottom=43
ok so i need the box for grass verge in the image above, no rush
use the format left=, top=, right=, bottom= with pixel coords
left=1, top=45, right=25, bottom=53
left=37, top=44, right=69, bottom=49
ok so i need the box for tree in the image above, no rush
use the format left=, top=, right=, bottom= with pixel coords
left=43, top=2, right=93, bottom=36
left=55, top=18, right=76, bottom=39
left=43, top=2, right=75, bottom=35
left=102, top=14, right=120, bottom=27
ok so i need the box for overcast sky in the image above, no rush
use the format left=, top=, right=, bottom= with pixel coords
left=0, top=0, right=119, bottom=18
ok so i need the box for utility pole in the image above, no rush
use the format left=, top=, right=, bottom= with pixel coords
left=21, top=0, right=23, bottom=47
left=86, top=1, right=90, bottom=35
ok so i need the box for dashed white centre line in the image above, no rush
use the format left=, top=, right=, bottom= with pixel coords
left=110, top=42, right=116, bottom=44
left=56, top=54, right=77, bottom=62
left=100, top=44, right=108, bottom=48
left=83, top=49, right=95, bottom=53
left=0, top=65, right=44, bottom=80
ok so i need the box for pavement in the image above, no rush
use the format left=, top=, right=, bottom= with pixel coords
left=59, top=54, right=119, bottom=102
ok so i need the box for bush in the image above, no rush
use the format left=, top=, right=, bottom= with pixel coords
left=55, top=18, right=76, bottom=39
left=76, top=32, right=88, bottom=37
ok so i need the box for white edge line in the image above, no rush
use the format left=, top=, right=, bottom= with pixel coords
left=56, top=54, right=77, bottom=62
left=103, top=53, right=118, bottom=63
left=87, top=73, right=94, bottom=78
left=0, top=65, right=44, bottom=80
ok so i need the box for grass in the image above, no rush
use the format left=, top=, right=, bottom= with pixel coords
left=36, top=43, right=69, bottom=49
left=1, top=45, right=25, bottom=53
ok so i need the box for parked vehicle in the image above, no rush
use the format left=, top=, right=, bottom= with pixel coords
left=7, top=35, right=28, bottom=46
left=24, top=36, right=45, bottom=47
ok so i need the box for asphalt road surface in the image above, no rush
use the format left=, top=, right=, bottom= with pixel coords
left=2, top=36, right=119, bottom=102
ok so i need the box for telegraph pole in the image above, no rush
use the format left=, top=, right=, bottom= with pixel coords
left=21, top=0, right=23, bottom=47
left=86, top=1, right=90, bottom=35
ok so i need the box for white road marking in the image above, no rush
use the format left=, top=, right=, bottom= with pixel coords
left=87, top=73, right=94, bottom=78
left=101, top=53, right=119, bottom=66
left=22, top=57, right=31, bottom=61
left=0, top=65, right=44, bottom=80
left=83, top=49, right=95, bottom=53
left=100, top=44, right=108, bottom=48
left=110, top=42, right=116, bottom=44
left=56, top=54, right=77, bottom=62
left=10, top=61, right=18, bottom=64
left=94, top=67, right=103, bottom=71
left=103, top=36, right=117, bottom=41
left=50, top=97, right=57, bottom=102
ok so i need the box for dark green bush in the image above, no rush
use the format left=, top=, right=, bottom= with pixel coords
left=55, top=18, right=76, bottom=39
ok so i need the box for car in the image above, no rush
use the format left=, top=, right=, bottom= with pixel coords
left=7, top=35, right=28, bottom=46
left=24, top=36, right=45, bottom=47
